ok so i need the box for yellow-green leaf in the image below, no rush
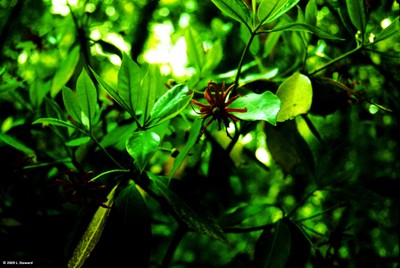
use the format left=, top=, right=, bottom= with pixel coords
left=276, top=73, right=312, bottom=122
left=67, top=184, right=118, bottom=268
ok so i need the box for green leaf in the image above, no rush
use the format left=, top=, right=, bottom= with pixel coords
left=126, top=130, right=161, bottom=172
left=147, top=173, right=227, bottom=243
left=33, top=118, right=85, bottom=133
left=62, top=86, right=82, bottom=124
left=51, top=45, right=80, bottom=97
left=276, top=72, right=312, bottom=122
left=305, top=0, right=317, bottom=26
left=118, top=55, right=164, bottom=124
left=254, top=220, right=291, bottom=268
left=185, top=26, right=206, bottom=73
left=76, top=70, right=98, bottom=130
left=29, top=80, right=51, bottom=108
left=113, top=182, right=151, bottom=267
left=346, top=0, right=366, bottom=34
left=147, top=84, right=193, bottom=127
left=229, top=91, right=281, bottom=125
left=0, top=133, right=36, bottom=160
left=375, top=17, right=400, bottom=43
left=67, top=184, right=118, bottom=268
left=211, top=0, right=252, bottom=29
left=260, top=22, right=345, bottom=40
left=65, top=136, right=91, bottom=147
left=100, top=123, right=137, bottom=149
left=169, top=119, right=202, bottom=179
left=257, top=0, right=300, bottom=26
left=90, top=68, right=136, bottom=119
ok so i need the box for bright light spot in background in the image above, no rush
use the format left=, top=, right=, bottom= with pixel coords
left=105, top=32, right=130, bottom=54
left=369, top=104, right=379, bottom=114
left=179, top=13, right=190, bottom=28
left=144, top=23, right=191, bottom=77
left=300, top=205, right=313, bottom=217
left=381, top=18, right=392, bottom=29
left=85, top=2, right=96, bottom=13
left=256, top=147, right=271, bottom=166
left=241, top=133, right=253, bottom=144
left=90, top=29, right=101, bottom=41
left=369, top=33, right=375, bottom=43
left=314, top=222, right=327, bottom=234
left=51, top=0, right=70, bottom=16
left=18, top=51, right=28, bottom=64
left=110, top=54, right=121, bottom=66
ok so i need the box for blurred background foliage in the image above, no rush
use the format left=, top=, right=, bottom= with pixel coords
left=0, top=0, right=399, bottom=267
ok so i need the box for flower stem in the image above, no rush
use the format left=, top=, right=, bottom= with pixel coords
left=234, top=32, right=256, bottom=91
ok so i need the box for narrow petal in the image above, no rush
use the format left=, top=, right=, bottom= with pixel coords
left=226, top=107, right=248, bottom=113
left=225, top=94, right=241, bottom=106
left=191, top=99, right=208, bottom=108
left=205, top=82, right=216, bottom=104
left=223, top=84, right=235, bottom=101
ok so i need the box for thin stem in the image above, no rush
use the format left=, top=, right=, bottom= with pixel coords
left=234, top=32, right=256, bottom=91
left=223, top=222, right=276, bottom=233
left=295, top=202, right=346, bottom=223
left=91, top=135, right=125, bottom=169
left=160, top=225, right=186, bottom=268
left=308, top=45, right=362, bottom=76
left=90, top=169, right=129, bottom=181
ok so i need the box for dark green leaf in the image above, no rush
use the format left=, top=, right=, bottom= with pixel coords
left=260, top=22, right=345, bottom=40
left=0, top=133, right=36, bottom=160
left=258, top=0, right=300, bottom=26
left=169, top=119, right=202, bottom=179
left=305, top=0, right=317, bottom=26
left=113, top=182, right=151, bottom=267
left=62, top=86, right=82, bottom=125
left=100, top=123, right=137, bottom=149
left=29, top=80, right=50, bottom=108
left=284, top=219, right=311, bottom=267
left=229, top=91, right=281, bottom=125
left=254, top=220, right=291, bottom=268
left=276, top=72, right=313, bottom=122
left=76, top=70, right=98, bottom=130
left=147, top=84, right=193, bottom=127
left=126, top=130, right=161, bottom=172
left=147, top=172, right=227, bottom=243
left=51, top=45, right=80, bottom=97
left=67, top=184, right=118, bottom=268
left=211, top=0, right=252, bottom=29
left=346, top=0, right=366, bottom=34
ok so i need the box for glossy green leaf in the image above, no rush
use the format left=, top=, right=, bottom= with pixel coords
left=229, top=91, right=281, bottom=125
left=346, top=0, right=366, bottom=34
left=51, top=45, right=80, bottom=97
left=0, top=133, right=36, bottom=160
left=126, top=130, right=161, bottom=172
left=90, top=68, right=136, bottom=119
left=76, top=70, right=98, bottom=130
left=67, top=184, right=118, bottom=268
left=169, top=119, right=202, bottom=179
left=185, top=26, right=206, bottom=73
left=260, top=22, right=345, bottom=40
left=118, top=55, right=164, bottom=124
left=375, top=17, right=400, bottom=43
left=276, top=72, right=312, bottom=122
left=100, top=123, right=137, bottom=149
left=147, top=172, right=227, bottom=243
left=257, top=0, right=300, bottom=26
left=62, top=86, right=82, bottom=124
left=147, top=84, right=193, bottom=127
left=113, top=182, right=151, bottom=267
left=211, top=0, right=252, bottom=29
left=254, top=220, right=291, bottom=268
left=65, top=136, right=91, bottom=147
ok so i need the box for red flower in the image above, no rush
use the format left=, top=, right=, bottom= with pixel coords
left=191, top=81, right=247, bottom=138
left=53, top=170, right=110, bottom=208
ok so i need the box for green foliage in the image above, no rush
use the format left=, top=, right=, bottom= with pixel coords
left=1, top=0, right=399, bottom=267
